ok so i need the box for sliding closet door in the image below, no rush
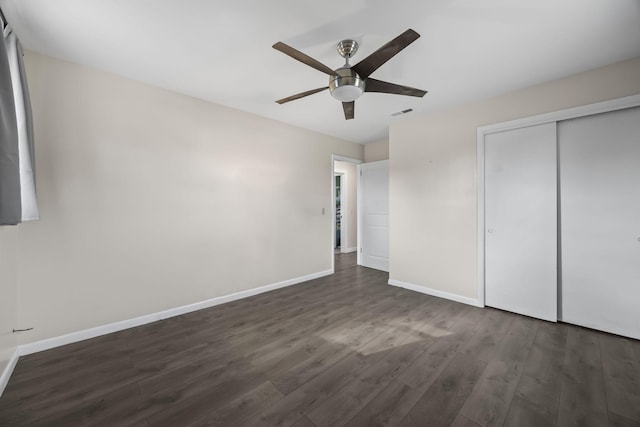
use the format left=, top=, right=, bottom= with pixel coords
left=559, top=106, right=640, bottom=339
left=485, top=123, right=557, bottom=321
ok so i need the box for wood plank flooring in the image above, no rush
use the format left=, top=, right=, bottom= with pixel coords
left=1, top=253, right=640, bottom=426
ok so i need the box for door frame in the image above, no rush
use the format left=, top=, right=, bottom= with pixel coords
left=477, top=93, right=640, bottom=307
left=331, top=154, right=363, bottom=273
left=334, top=172, right=346, bottom=252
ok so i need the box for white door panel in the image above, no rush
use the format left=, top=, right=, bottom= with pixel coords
left=485, top=123, right=557, bottom=321
left=559, top=106, right=640, bottom=339
left=360, top=160, right=389, bottom=272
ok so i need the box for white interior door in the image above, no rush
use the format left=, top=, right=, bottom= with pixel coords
left=485, top=123, right=557, bottom=321
left=360, top=160, right=389, bottom=271
left=559, top=106, right=640, bottom=339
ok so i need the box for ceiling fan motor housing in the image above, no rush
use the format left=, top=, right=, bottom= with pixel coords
left=337, top=39, right=358, bottom=59
left=329, top=67, right=366, bottom=102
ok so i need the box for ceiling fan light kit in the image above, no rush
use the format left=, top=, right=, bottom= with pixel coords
left=273, top=29, right=427, bottom=120
left=329, top=66, right=365, bottom=102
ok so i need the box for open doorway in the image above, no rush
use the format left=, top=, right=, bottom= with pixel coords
left=332, top=155, right=362, bottom=272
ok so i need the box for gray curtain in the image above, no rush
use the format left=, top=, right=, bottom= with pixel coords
left=0, top=15, right=20, bottom=225
left=0, top=13, right=38, bottom=225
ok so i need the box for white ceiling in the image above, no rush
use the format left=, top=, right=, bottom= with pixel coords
left=1, top=0, right=640, bottom=144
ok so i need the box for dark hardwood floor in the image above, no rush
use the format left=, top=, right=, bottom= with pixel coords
left=1, top=253, right=640, bottom=426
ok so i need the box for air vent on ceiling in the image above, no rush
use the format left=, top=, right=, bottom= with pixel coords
left=391, top=108, right=413, bottom=117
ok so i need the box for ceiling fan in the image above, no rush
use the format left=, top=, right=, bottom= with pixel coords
left=273, top=29, right=427, bottom=120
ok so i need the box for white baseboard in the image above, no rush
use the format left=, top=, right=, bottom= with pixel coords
left=0, top=348, right=19, bottom=397
left=18, top=269, right=333, bottom=357
left=340, top=247, right=357, bottom=254
left=388, top=279, right=483, bottom=308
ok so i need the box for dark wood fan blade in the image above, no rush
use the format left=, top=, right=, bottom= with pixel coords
left=352, top=29, right=420, bottom=79
left=276, top=87, right=328, bottom=104
left=365, top=78, right=427, bottom=97
left=273, top=42, right=336, bottom=76
left=342, top=101, right=354, bottom=120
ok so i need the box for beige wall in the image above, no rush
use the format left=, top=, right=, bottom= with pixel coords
left=0, top=227, right=18, bottom=378
left=334, top=161, right=357, bottom=251
left=364, top=140, right=389, bottom=162
left=390, top=57, right=640, bottom=301
left=15, top=52, right=363, bottom=344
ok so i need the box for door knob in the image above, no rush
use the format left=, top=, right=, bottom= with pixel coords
left=487, top=228, right=493, bottom=234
